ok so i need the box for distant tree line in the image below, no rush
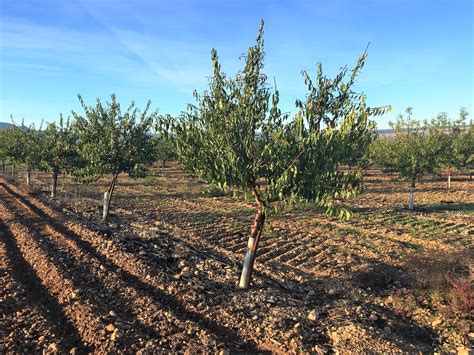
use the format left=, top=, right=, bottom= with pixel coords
left=367, top=107, right=473, bottom=209
left=0, top=101, right=170, bottom=220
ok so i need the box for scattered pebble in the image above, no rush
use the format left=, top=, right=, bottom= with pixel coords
left=307, top=309, right=318, bottom=322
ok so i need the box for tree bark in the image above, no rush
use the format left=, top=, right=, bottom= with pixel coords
left=26, top=168, right=31, bottom=186
left=51, top=173, right=58, bottom=198
left=1, top=160, right=4, bottom=173
left=103, top=173, right=118, bottom=221
left=11, top=165, right=15, bottom=179
left=239, top=187, right=266, bottom=289
left=162, top=159, right=166, bottom=168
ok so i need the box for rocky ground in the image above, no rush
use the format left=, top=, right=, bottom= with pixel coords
left=0, top=166, right=472, bottom=353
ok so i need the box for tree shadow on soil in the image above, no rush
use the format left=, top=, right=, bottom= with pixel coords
left=417, top=203, right=474, bottom=212
left=0, top=221, right=88, bottom=352
left=1, top=183, right=263, bottom=353
left=2, top=196, right=175, bottom=350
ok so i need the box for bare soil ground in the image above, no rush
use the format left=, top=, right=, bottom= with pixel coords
left=1, top=165, right=472, bottom=353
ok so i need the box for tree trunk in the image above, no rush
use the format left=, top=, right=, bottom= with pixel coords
left=102, top=191, right=110, bottom=221
left=26, top=168, right=31, bottom=186
left=239, top=188, right=266, bottom=289
left=162, top=159, right=166, bottom=168
left=447, top=166, right=451, bottom=189
left=51, top=173, right=58, bottom=198
left=1, top=160, right=4, bottom=173
left=409, top=178, right=416, bottom=210
left=103, top=174, right=118, bottom=221
left=11, top=165, right=15, bottom=179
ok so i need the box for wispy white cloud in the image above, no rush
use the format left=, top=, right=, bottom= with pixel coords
left=0, top=15, right=211, bottom=91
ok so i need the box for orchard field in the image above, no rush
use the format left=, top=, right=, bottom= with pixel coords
left=1, top=164, right=472, bottom=353
left=1, top=18, right=473, bottom=354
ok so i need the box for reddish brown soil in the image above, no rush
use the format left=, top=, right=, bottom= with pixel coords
left=1, top=166, right=472, bottom=353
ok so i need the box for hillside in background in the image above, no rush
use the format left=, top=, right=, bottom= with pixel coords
left=0, top=122, right=14, bottom=130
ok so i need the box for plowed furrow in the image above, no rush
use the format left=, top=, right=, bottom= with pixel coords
left=264, top=244, right=307, bottom=264
left=211, top=232, right=246, bottom=246
left=223, top=241, right=247, bottom=253
left=288, top=248, right=325, bottom=268
left=256, top=238, right=290, bottom=257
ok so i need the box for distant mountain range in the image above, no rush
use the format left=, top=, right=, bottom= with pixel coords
left=0, top=122, right=14, bottom=130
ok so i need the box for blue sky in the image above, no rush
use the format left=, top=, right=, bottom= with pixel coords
left=0, top=0, right=472, bottom=128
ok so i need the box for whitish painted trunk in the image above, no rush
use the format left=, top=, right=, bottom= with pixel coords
left=11, top=165, right=14, bottom=179
left=103, top=191, right=110, bottom=221
left=26, top=169, right=31, bottom=186
left=239, top=202, right=265, bottom=289
left=409, top=188, right=415, bottom=210
left=51, top=174, right=58, bottom=198
left=448, top=166, right=451, bottom=190
left=239, top=236, right=257, bottom=289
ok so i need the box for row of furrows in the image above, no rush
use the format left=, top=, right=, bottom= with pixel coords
left=303, top=213, right=470, bottom=252
left=154, top=196, right=408, bottom=262
left=95, top=175, right=469, bottom=272
left=161, top=198, right=472, bottom=245
left=0, top=181, right=252, bottom=352
left=356, top=212, right=472, bottom=238
left=150, top=201, right=404, bottom=276
left=153, top=204, right=332, bottom=273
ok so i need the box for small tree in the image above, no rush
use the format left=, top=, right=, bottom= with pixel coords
left=368, top=137, right=398, bottom=174
left=0, top=123, right=23, bottom=179
left=153, top=135, right=177, bottom=168
left=389, top=108, right=440, bottom=210
left=0, top=129, right=8, bottom=173
left=452, top=109, right=473, bottom=180
left=171, top=21, right=389, bottom=289
left=41, top=115, right=83, bottom=198
left=0, top=119, right=43, bottom=185
left=427, top=109, right=467, bottom=189
left=22, top=124, right=44, bottom=186
left=72, top=94, right=157, bottom=221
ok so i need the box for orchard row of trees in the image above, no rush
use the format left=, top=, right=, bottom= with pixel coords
left=367, top=107, right=473, bottom=209
left=0, top=101, right=175, bottom=219
left=0, top=21, right=470, bottom=288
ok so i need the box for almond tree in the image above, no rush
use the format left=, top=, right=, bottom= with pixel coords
left=389, top=108, right=440, bottom=210
left=368, top=137, right=398, bottom=174
left=427, top=109, right=467, bottom=189
left=171, top=21, right=389, bottom=289
left=0, top=125, right=24, bottom=178
left=453, top=117, right=473, bottom=180
left=0, top=129, right=9, bottom=174
left=72, top=94, right=157, bottom=220
left=41, top=115, right=83, bottom=198
left=22, top=125, right=44, bottom=186
left=0, top=120, right=43, bottom=185
left=153, top=135, right=177, bottom=168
